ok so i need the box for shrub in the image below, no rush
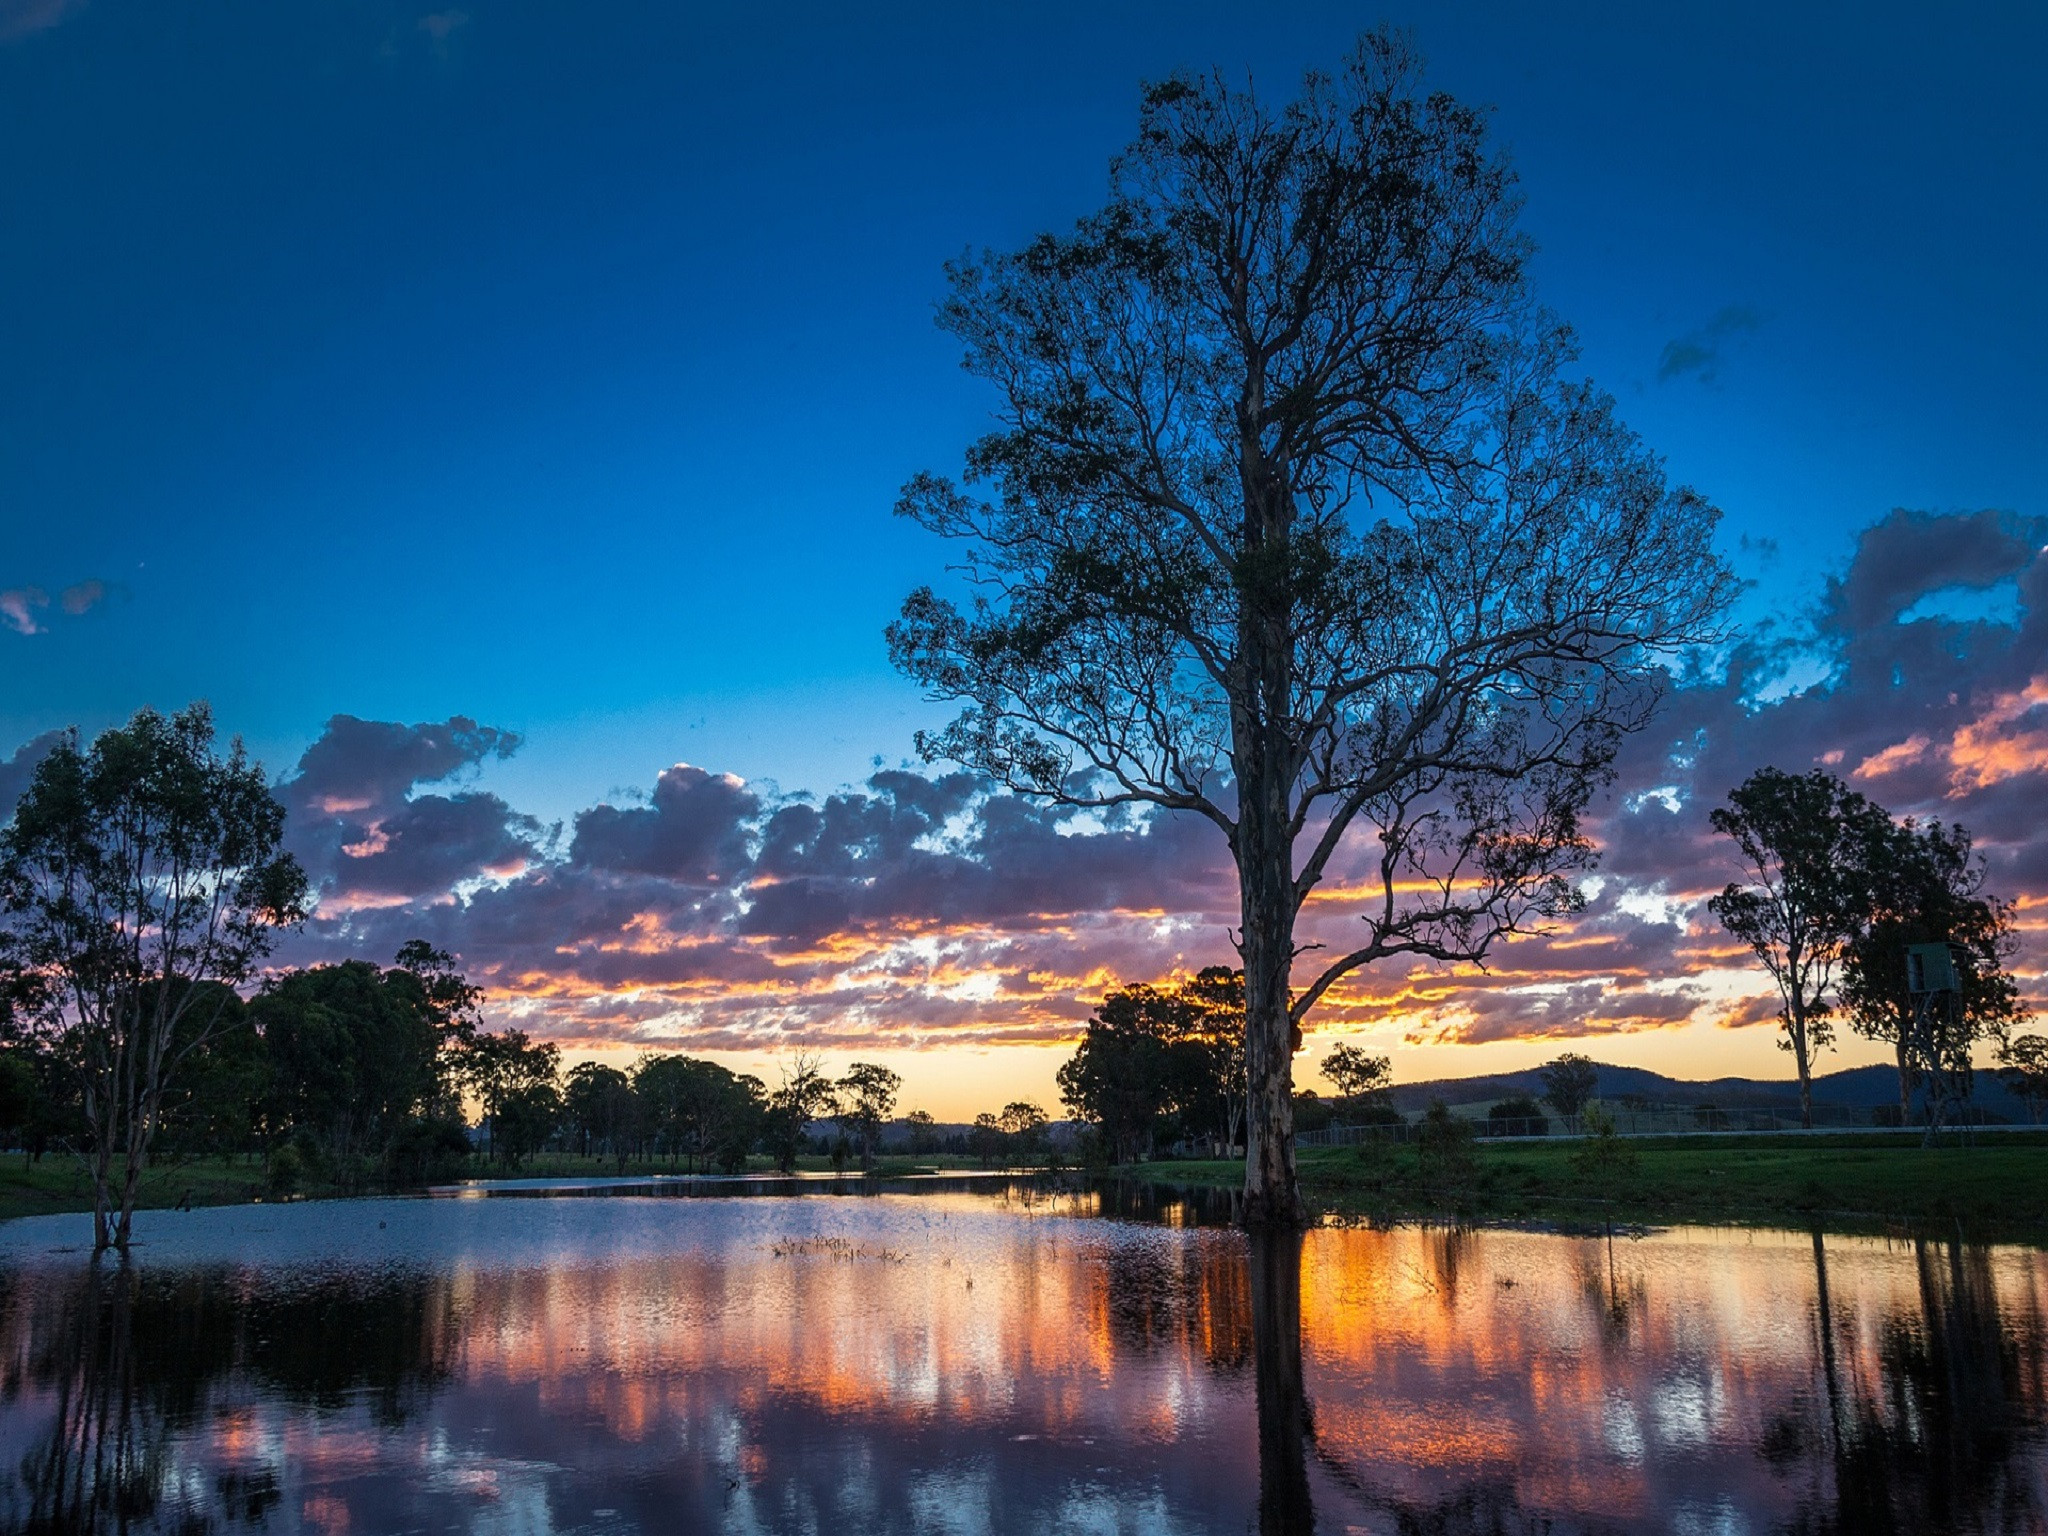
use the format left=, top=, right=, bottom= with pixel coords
left=1347, top=1103, right=1405, bottom=1128
left=1485, top=1096, right=1549, bottom=1136
left=1417, top=1100, right=1476, bottom=1190
left=384, top=1118, right=473, bottom=1187
left=1293, top=1091, right=1335, bottom=1134
left=266, top=1144, right=303, bottom=1199
left=1571, top=1106, right=1638, bottom=1181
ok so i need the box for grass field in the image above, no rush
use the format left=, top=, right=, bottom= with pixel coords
left=1135, top=1132, right=2048, bottom=1238
left=0, top=1155, right=272, bottom=1225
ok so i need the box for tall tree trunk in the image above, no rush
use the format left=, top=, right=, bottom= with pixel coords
left=1789, top=1002, right=1814, bottom=1130
left=1235, top=458, right=1306, bottom=1228
left=1895, top=1033, right=1914, bottom=1120
left=114, top=1090, right=157, bottom=1253
left=1238, top=762, right=1304, bottom=1228
left=83, top=1078, right=115, bottom=1254
left=90, top=1144, right=113, bottom=1255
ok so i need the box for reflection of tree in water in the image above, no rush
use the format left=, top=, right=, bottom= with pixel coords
left=1770, top=1233, right=2047, bottom=1535
left=0, top=1260, right=456, bottom=1534
left=1576, top=1228, right=1647, bottom=1347
left=1248, top=1231, right=1572, bottom=1536
left=1096, top=1226, right=1253, bottom=1376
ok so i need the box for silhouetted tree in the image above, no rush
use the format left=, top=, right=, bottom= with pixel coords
left=1840, top=817, right=2025, bottom=1123
left=456, top=1029, right=559, bottom=1164
left=1709, top=768, right=1890, bottom=1128
left=1058, top=969, right=1247, bottom=1160
left=763, top=1051, right=835, bottom=1173
left=253, top=961, right=445, bottom=1177
left=492, top=1081, right=561, bottom=1169
left=1540, top=1053, right=1599, bottom=1129
left=1321, top=1042, right=1391, bottom=1111
left=902, top=1108, right=940, bottom=1154
left=632, top=1054, right=762, bottom=1173
left=891, top=33, right=1733, bottom=1222
left=1486, top=1095, right=1547, bottom=1136
left=564, top=1061, right=641, bottom=1164
left=2000, top=1036, right=2048, bottom=1125
left=835, top=1062, right=902, bottom=1170
left=998, top=1100, right=1048, bottom=1164
left=0, top=705, right=307, bottom=1251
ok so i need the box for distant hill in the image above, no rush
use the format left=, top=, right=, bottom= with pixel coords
left=1380, top=1061, right=2036, bottom=1121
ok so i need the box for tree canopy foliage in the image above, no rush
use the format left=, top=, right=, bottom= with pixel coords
left=1709, top=768, right=1894, bottom=1128
left=1057, top=967, right=1248, bottom=1162
left=1841, top=817, right=2024, bottom=1133
left=0, top=704, right=307, bottom=1250
left=1712, top=767, right=2027, bottom=1131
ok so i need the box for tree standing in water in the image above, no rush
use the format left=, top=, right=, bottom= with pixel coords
left=0, top=705, right=306, bottom=1252
left=891, top=33, right=1732, bottom=1223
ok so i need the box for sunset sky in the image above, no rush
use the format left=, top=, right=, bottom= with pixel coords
left=2, top=1, right=2043, bottom=1117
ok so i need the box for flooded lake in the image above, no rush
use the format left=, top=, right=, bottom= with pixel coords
left=2, top=1178, right=2045, bottom=1533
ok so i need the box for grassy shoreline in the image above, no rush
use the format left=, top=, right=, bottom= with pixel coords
left=0, top=1151, right=996, bottom=1225
left=8, top=1135, right=2047, bottom=1241
left=1129, top=1133, right=2048, bottom=1240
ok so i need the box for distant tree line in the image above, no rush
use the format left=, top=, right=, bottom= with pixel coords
left=0, top=706, right=981, bottom=1252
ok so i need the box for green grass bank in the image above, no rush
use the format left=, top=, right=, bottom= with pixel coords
left=1134, top=1132, right=2048, bottom=1238
left=10, top=1135, right=2047, bottom=1239
left=0, top=1151, right=995, bottom=1224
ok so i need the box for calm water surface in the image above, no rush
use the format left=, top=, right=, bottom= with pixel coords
left=1, top=1178, right=2044, bottom=1534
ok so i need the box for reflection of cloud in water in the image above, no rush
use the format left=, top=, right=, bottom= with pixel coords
left=0, top=1192, right=2043, bottom=1532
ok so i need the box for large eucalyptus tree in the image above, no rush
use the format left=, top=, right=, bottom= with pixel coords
left=890, top=34, right=1733, bottom=1223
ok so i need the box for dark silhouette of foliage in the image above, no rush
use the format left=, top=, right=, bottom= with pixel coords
left=1539, top=1053, right=1600, bottom=1127
left=1840, top=816, right=2025, bottom=1125
left=564, top=1061, right=642, bottom=1165
left=455, top=1028, right=560, bottom=1164
left=2000, top=1036, right=2048, bottom=1125
left=1321, top=1042, right=1391, bottom=1110
left=1416, top=1100, right=1476, bottom=1191
left=1058, top=968, right=1246, bottom=1161
left=632, top=1053, right=763, bottom=1173
left=763, top=1051, right=835, bottom=1173
left=1486, top=1095, right=1548, bottom=1135
left=903, top=1108, right=940, bottom=1154
left=835, top=1062, right=902, bottom=1170
left=891, top=32, right=1733, bottom=1223
left=1709, top=767, right=1892, bottom=1128
left=0, top=704, right=307, bottom=1250
left=253, top=960, right=446, bottom=1178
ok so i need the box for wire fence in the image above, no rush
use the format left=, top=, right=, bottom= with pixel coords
left=1296, top=1100, right=2029, bottom=1146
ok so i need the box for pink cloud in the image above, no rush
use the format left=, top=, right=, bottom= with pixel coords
left=0, top=588, right=47, bottom=635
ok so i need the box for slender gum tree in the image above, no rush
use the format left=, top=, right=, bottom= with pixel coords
left=1708, top=768, right=1890, bottom=1130
left=890, top=34, right=1733, bottom=1223
left=0, top=705, right=306, bottom=1252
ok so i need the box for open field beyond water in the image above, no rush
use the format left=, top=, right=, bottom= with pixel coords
left=1139, top=1132, right=2048, bottom=1238
left=10, top=1133, right=2048, bottom=1241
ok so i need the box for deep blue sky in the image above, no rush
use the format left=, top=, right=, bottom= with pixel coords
left=4, top=0, right=2043, bottom=820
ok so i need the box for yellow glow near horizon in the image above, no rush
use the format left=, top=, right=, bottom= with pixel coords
left=548, top=1013, right=1927, bottom=1123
